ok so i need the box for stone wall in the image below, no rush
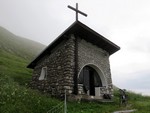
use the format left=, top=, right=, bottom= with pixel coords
left=30, top=35, right=75, bottom=97
left=30, top=34, right=113, bottom=98
left=77, top=39, right=113, bottom=94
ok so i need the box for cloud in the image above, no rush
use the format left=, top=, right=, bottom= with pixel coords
left=110, top=30, right=150, bottom=94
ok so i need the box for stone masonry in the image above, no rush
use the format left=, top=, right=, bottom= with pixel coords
left=30, top=34, right=113, bottom=98
left=77, top=38, right=113, bottom=95
left=30, top=35, right=76, bottom=97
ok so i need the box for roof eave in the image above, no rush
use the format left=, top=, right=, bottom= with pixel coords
left=27, top=21, right=120, bottom=69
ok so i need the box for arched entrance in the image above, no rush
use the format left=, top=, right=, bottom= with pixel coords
left=78, top=65, right=105, bottom=96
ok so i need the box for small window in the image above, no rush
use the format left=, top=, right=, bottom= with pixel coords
left=39, top=67, right=47, bottom=80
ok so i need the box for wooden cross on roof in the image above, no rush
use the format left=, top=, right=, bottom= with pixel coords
left=68, top=3, right=87, bottom=21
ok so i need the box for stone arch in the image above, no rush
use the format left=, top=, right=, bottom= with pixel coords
left=78, top=64, right=108, bottom=87
left=78, top=64, right=108, bottom=96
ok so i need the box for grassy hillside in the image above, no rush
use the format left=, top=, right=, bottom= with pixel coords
left=0, top=75, right=60, bottom=113
left=0, top=49, right=30, bottom=85
left=0, top=26, right=45, bottom=85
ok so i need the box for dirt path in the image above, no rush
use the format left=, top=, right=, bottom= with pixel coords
left=113, top=109, right=136, bottom=113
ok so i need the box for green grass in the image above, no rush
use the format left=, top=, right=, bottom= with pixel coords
left=126, top=91, right=150, bottom=113
left=0, top=75, right=123, bottom=113
left=0, top=49, right=32, bottom=85
left=67, top=101, right=120, bottom=113
left=0, top=75, right=60, bottom=113
left=1, top=74, right=150, bottom=113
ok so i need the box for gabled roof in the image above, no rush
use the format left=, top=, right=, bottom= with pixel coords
left=27, top=21, right=120, bottom=69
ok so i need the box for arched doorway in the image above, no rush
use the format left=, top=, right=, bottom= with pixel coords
left=78, top=66, right=103, bottom=96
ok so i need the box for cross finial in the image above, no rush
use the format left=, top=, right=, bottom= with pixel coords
left=68, top=3, right=87, bottom=21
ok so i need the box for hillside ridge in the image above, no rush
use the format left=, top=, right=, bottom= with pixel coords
left=0, top=26, right=45, bottom=61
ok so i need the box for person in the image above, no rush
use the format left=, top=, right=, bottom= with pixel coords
left=119, top=89, right=127, bottom=106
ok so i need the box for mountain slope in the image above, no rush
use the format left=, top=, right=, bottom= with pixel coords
left=0, top=26, right=45, bottom=84
left=0, top=26, right=45, bottom=60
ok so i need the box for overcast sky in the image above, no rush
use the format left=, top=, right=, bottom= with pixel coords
left=0, top=0, right=150, bottom=95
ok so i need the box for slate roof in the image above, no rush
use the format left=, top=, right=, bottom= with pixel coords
left=27, top=21, right=120, bottom=69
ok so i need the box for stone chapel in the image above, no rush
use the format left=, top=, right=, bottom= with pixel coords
left=27, top=4, right=120, bottom=101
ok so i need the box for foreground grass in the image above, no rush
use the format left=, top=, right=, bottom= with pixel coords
left=127, top=91, right=150, bottom=113
left=0, top=75, right=121, bottom=113
left=0, top=74, right=150, bottom=113
left=68, top=101, right=120, bottom=113
left=0, top=75, right=60, bottom=113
